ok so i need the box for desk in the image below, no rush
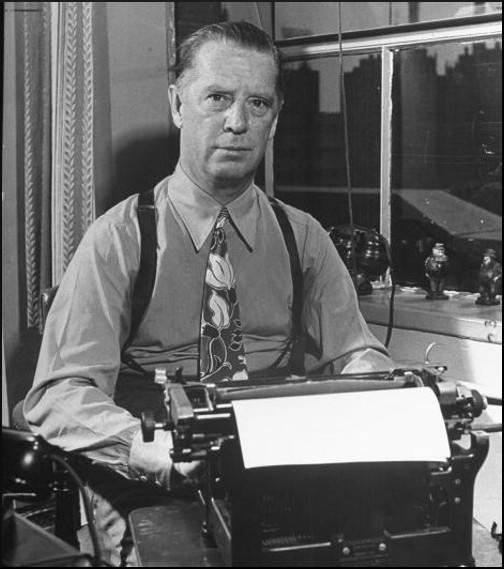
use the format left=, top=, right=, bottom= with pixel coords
left=130, top=501, right=222, bottom=567
left=129, top=501, right=502, bottom=567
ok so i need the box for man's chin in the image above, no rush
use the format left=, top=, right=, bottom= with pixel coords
left=209, top=163, right=255, bottom=185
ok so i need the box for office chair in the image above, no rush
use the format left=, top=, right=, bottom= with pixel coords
left=6, top=285, right=82, bottom=548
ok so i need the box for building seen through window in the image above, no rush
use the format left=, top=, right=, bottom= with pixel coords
left=274, top=55, right=381, bottom=231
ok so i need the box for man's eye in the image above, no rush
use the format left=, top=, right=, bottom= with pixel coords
left=207, top=93, right=229, bottom=106
left=249, top=99, right=270, bottom=115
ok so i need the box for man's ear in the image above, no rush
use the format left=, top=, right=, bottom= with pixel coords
left=168, top=84, right=183, bottom=129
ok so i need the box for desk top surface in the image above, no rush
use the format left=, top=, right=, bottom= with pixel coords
left=129, top=501, right=222, bottom=567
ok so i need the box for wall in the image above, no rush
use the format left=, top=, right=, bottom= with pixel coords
left=370, top=323, right=502, bottom=400
left=101, top=2, right=179, bottom=212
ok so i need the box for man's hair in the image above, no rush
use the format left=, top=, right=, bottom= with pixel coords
left=174, top=21, right=283, bottom=97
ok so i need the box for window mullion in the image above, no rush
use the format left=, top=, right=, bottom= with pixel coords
left=379, top=46, right=394, bottom=288
left=380, top=46, right=393, bottom=244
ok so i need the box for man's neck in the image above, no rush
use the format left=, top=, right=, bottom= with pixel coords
left=180, top=162, right=253, bottom=205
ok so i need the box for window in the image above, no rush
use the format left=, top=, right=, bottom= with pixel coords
left=391, top=39, right=502, bottom=291
left=275, top=54, right=381, bottom=229
left=171, top=3, right=501, bottom=293
left=271, top=3, right=502, bottom=293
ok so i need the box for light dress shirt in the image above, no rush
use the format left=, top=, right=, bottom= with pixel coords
left=24, top=164, right=393, bottom=482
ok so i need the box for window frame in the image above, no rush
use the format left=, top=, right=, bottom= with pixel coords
left=266, top=12, right=502, bottom=253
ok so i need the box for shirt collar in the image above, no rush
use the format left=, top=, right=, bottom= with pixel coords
left=167, top=164, right=258, bottom=252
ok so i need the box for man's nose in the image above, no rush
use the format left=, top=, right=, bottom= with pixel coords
left=224, top=102, right=248, bottom=134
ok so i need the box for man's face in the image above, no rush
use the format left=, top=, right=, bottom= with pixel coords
left=169, top=41, right=281, bottom=193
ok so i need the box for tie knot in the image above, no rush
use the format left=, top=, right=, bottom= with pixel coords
left=215, top=207, right=229, bottom=229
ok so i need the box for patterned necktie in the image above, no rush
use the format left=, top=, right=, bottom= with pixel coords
left=199, top=207, right=248, bottom=382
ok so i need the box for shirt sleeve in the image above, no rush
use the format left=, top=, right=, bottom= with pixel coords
left=23, top=211, right=145, bottom=477
left=300, top=217, right=395, bottom=375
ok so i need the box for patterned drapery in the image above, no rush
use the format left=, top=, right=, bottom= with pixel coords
left=21, top=1, right=52, bottom=330
left=20, top=1, right=96, bottom=328
left=52, top=1, right=96, bottom=284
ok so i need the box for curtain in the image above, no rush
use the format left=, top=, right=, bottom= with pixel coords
left=2, top=327, right=9, bottom=425
left=20, top=1, right=52, bottom=330
left=18, top=1, right=97, bottom=328
left=51, top=1, right=96, bottom=284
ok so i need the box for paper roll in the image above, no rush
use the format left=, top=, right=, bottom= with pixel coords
left=232, top=386, right=450, bottom=469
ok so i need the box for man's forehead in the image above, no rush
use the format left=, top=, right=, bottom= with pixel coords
left=178, top=39, right=280, bottom=101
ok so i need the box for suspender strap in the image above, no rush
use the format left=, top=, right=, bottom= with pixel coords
left=269, top=197, right=305, bottom=375
left=121, top=188, right=157, bottom=374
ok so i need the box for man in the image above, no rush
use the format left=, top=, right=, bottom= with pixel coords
left=24, top=22, right=393, bottom=565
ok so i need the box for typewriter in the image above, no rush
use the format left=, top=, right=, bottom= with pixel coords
left=141, top=368, right=488, bottom=567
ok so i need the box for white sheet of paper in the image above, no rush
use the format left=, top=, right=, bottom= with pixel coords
left=232, top=386, right=450, bottom=469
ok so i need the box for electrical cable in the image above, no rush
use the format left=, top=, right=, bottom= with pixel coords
left=48, top=453, right=107, bottom=568
left=337, top=2, right=358, bottom=288
left=380, top=234, right=396, bottom=347
left=253, top=2, right=264, bottom=31
left=337, top=2, right=395, bottom=348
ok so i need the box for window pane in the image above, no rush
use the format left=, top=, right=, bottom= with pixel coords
left=274, top=54, right=381, bottom=229
left=222, top=2, right=273, bottom=36
left=275, top=2, right=391, bottom=39
left=391, top=39, right=502, bottom=292
left=274, top=2, right=502, bottom=40
left=176, top=2, right=272, bottom=43
left=176, top=2, right=225, bottom=44
left=397, top=2, right=502, bottom=24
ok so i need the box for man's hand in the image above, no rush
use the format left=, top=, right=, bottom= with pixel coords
left=341, top=348, right=394, bottom=374
left=128, top=428, right=203, bottom=490
left=173, top=459, right=205, bottom=480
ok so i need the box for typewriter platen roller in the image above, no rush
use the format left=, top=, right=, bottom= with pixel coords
left=141, top=368, right=488, bottom=567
